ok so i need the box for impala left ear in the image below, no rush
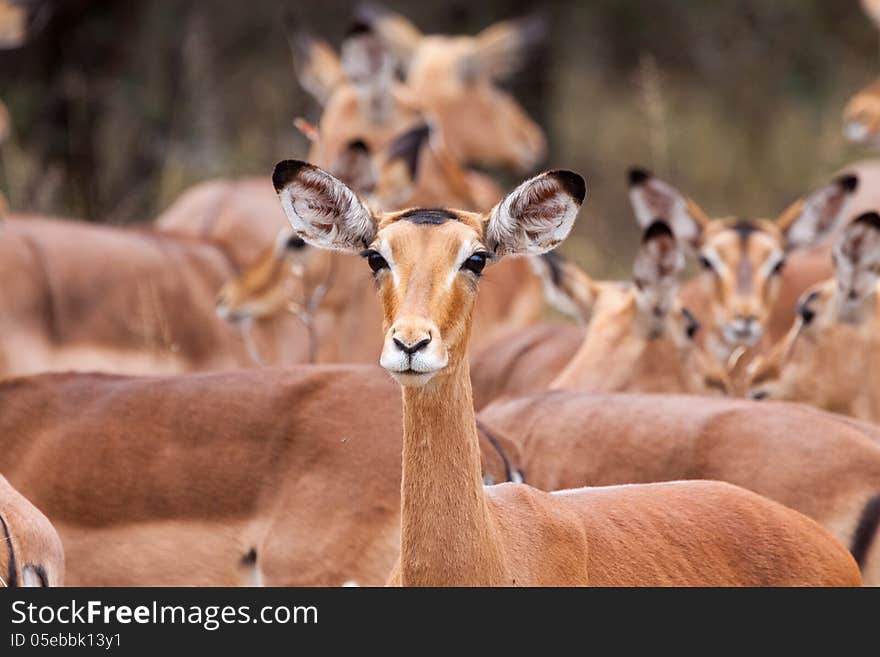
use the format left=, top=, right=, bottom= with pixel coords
left=777, top=173, right=859, bottom=250
left=273, top=160, right=376, bottom=253
left=485, top=170, right=585, bottom=257
left=461, top=13, right=546, bottom=83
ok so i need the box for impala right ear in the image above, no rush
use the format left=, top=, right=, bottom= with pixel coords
left=289, top=32, right=344, bottom=106
left=273, top=160, right=376, bottom=253
left=627, top=168, right=709, bottom=252
left=485, top=170, right=585, bottom=257
left=777, top=174, right=859, bottom=251
left=356, top=4, right=423, bottom=74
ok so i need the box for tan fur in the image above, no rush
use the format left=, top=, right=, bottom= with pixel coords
left=0, top=474, right=64, bottom=587
left=480, top=392, right=880, bottom=584
left=844, top=78, right=880, bottom=146
left=0, top=365, right=515, bottom=586
left=280, top=162, right=857, bottom=586
left=0, top=0, right=26, bottom=49
left=216, top=233, right=543, bottom=363
left=470, top=233, right=728, bottom=408
left=365, top=11, right=547, bottom=172
left=747, top=280, right=880, bottom=422
left=0, top=215, right=308, bottom=376
left=632, top=167, right=874, bottom=388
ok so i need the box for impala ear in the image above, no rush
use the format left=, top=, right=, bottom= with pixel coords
left=340, top=22, right=396, bottom=121
left=329, top=140, right=376, bottom=196
left=460, top=14, right=546, bottom=83
left=632, top=220, right=685, bottom=318
left=485, top=170, right=585, bottom=257
left=834, top=211, right=880, bottom=282
left=530, top=251, right=597, bottom=322
left=777, top=174, right=859, bottom=250
left=356, top=3, right=423, bottom=75
left=627, top=168, right=709, bottom=251
left=273, top=160, right=376, bottom=253
left=289, top=32, right=344, bottom=106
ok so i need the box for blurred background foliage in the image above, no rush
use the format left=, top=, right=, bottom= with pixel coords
left=0, top=0, right=877, bottom=277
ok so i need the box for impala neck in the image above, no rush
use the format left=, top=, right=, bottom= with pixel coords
left=399, top=356, right=507, bottom=586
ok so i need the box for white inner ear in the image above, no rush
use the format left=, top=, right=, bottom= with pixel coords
left=278, top=167, right=375, bottom=252
left=786, top=185, right=849, bottom=250
left=488, top=174, right=580, bottom=256
left=629, top=180, right=700, bottom=248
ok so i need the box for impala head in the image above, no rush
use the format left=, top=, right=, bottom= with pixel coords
left=362, top=6, right=547, bottom=173
left=747, top=212, right=880, bottom=408
left=545, top=220, right=724, bottom=394
left=274, top=159, right=584, bottom=385
left=628, top=168, right=859, bottom=355
left=292, top=24, right=423, bottom=172
left=843, top=78, right=880, bottom=146
left=216, top=228, right=308, bottom=323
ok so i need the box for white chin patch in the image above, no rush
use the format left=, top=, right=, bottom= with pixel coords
left=845, top=121, right=870, bottom=143
left=388, top=370, right=439, bottom=386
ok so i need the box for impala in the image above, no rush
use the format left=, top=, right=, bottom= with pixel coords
left=627, top=166, right=865, bottom=380
left=0, top=214, right=309, bottom=376
left=1, top=474, right=64, bottom=587
left=748, top=211, right=880, bottom=422
left=275, top=158, right=860, bottom=586
left=361, top=7, right=547, bottom=172
left=0, top=363, right=521, bottom=587
left=469, top=220, right=728, bottom=409
left=479, top=391, right=880, bottom=585
left=157, top=15, right=540, bottom=260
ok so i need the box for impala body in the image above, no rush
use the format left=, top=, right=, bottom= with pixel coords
left=274, top=158, right=860, bottom=586
left=0, top=215, right=310, bottom=376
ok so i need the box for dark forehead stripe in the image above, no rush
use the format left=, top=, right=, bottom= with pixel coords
left=730, top=219, right=760, bottom=242
left=399, top=208, right=460, bottom=225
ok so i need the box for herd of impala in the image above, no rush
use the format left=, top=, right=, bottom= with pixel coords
left=2, top=4, right=880, bottom=587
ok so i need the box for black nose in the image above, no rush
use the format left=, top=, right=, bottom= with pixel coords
left=393, top=336, right=431, bottom=355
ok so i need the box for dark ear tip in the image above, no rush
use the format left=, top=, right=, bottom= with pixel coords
left=272, top=160, right=311, bottom=192
left=642, top=219, right=674, bottom=243
left=852, top=210, right=880, bottom=231
left=547, top=170, right=586, bottom=204
left=628, top=167, right=652, bottom=186
left=836, top=173, right=859, bottom=193
left=345, top=21, right=373, bottom=38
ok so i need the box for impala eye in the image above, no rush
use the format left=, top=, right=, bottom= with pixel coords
left=770, top=258, right=786, bottom=276
left=462, top=252, right=488, bottom=275
left=361, top=250, right=389, bottom=273
left=698, top=255, right=714, bottom=272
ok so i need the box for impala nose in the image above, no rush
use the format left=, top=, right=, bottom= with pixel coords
left=393, top=335, right=432, bottom=355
